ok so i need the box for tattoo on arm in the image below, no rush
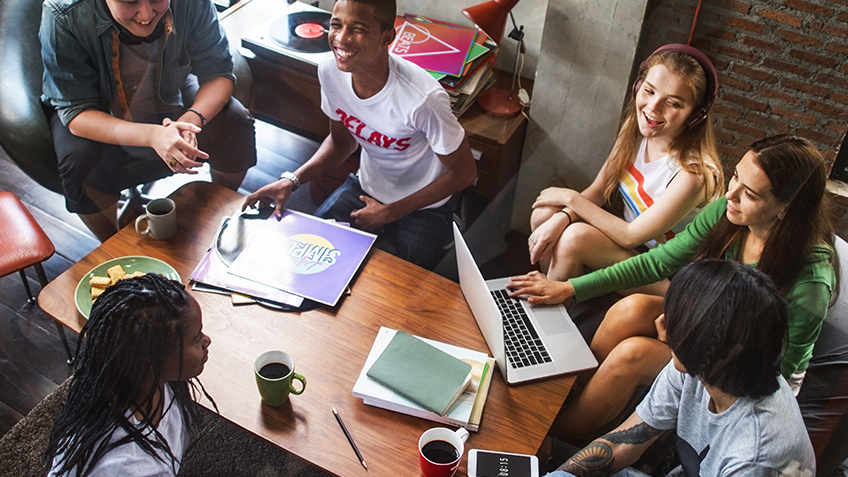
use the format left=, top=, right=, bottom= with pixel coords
left=560, top=423, right=664, bottom=477
left=602, top=422, right=664, bottom=445
left=562, top=442, right=615, bottom=477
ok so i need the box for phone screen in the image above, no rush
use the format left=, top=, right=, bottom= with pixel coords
left=475, top=450, right=533, bottom=477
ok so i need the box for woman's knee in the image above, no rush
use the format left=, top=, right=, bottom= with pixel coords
left=554, top=223, right=606, bottom=257
left=604, top=294, right=663, bottom=332
left=530, top=206, right=558, bottom=230
left=605, top=337, right=670, bottom=383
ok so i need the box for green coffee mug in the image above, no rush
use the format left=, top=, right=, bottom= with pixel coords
left=254, top=350, right=306, bottom=406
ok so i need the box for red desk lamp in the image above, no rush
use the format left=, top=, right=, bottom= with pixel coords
left=462, top=0, right=525, bottom=117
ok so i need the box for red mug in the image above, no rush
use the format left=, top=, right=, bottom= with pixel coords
left=418, top=427, right=469, bottom=477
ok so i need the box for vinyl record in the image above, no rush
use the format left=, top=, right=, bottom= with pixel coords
left=269, top=11, right=331, bottom=53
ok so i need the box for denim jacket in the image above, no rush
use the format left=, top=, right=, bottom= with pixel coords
left=40, top=0, right=235, bottom=126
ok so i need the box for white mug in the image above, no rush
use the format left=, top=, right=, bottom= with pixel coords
left=135, top=198, right=177, bottom=240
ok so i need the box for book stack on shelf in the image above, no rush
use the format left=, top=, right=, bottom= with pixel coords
left=353, top=327, right=495, bottom=431
left=390, top=14, right=499, bottom=118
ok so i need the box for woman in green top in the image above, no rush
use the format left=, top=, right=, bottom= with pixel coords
left=507, top=134, right=837, bottom=440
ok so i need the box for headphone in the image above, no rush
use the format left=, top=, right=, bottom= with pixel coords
left=632, top=44, right=719, bottom=130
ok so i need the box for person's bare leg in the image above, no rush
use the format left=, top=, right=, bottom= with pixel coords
left=530, top=205, right=560, bottom=272
left=79, top=203, right=119, bottom=242
left=530, top=205, right=558, bottom=229
left=591, top=294, right=664, bottom=362
left=549, top=337, right=671, bottom=442
left=211, top=168, right=247, bottom=191
left=546, top=223, right=637, bottom=281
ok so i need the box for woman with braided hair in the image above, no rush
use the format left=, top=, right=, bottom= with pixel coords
left=550, top=260, right=815, bottom=476
left=509, top=134, right=838, bottom=440
left=46, top=274, right=212, bottom=476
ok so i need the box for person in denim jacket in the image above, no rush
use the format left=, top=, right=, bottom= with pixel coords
left=40, top=0, right=255, bottom=241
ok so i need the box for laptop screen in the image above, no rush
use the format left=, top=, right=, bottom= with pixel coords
left=452, top=223, right=508, bottom=379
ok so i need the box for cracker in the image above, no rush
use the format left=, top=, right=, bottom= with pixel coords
left=89, top=276, right=112, bottom=287
left=107, top=264, right=126, bottom=285
left=90, top=265, right=148, bottom=303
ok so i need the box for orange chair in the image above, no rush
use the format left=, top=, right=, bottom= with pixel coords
left=0, top=191, right=73, bottom=363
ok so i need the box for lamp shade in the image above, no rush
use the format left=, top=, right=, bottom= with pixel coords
left=461, top=0, right=520, bottom=44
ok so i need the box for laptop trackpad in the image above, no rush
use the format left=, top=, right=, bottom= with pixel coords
left=529, top=304, right=574, bottom=336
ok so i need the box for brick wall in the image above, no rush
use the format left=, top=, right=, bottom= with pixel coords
left=638, top=0, right=848, bottom=171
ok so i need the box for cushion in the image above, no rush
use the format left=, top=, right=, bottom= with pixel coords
left=0, top=379, right=69, bottom=477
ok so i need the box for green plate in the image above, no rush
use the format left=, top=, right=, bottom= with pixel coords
left=74, top=256, right=180, bottom=318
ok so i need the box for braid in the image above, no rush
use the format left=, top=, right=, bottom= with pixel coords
left=696, top=291, right=735, bottom=376
left=677, top=278, right=732, bottom=378
left=667, top=260, right=788, bottom=398
left=46, top=274, right=206, bottom=477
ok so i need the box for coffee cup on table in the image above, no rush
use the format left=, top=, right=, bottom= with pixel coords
left=418, top=427, right=469, bottom=477
left=134, top=198, right=177, bottom=240
left=254, top=350, right=306, bottom=406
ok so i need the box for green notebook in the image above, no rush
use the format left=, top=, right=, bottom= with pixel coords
left=366, top=331, right=473, bottom=415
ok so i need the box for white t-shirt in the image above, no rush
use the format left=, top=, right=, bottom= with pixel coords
left=636, top=362, right=815, bottom=476
left=319, top=53, right=466, bottom=209
left=619, top=138, right=698, bottom=248
left=49, top=384, right=189, bottom=477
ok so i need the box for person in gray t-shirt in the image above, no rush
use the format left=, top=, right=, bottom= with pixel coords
left=548, top=260, right=815, bottom=476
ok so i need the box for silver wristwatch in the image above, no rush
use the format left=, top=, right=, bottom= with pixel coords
left=279, top=171, right=300, bottom=191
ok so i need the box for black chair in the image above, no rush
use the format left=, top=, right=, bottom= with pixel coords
left=798, top=236, right=848, bottom=476
left=0, top=0, right=62, bottom=193
left=0, top=0, right=253, bottom=199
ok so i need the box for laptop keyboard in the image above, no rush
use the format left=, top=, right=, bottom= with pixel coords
left=491, top=289, right=553, bottom=369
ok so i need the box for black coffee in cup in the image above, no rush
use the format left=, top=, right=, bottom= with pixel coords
left=259, top=362, right=291, bottom=380
left=421, top=440, right=459, bottom=464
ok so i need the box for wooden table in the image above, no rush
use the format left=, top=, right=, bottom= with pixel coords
left=38, top=181, right=574, bottom=476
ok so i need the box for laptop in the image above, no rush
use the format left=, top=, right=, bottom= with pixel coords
left=453, top=223, right=597, bottom=384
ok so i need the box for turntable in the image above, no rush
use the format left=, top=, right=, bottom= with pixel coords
left=229, top=1, right=334, bottom=139
left=241, top=1, right=334, bottom=67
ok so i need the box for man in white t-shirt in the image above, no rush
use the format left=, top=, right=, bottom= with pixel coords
left=546, top=261, right=815, bottom=476
left=243, top=0, right=476, bottom=270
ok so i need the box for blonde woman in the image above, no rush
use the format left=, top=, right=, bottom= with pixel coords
left=529, top=45, right=723, bottom=288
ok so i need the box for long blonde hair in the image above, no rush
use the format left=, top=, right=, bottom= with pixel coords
left=602, top=50, right=723, bottom=206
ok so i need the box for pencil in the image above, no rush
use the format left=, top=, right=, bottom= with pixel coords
left=332, top=407, right=367, bottom=470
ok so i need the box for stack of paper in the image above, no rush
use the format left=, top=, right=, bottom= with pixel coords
left=390, top=14, right=498, bottom=117
left=353, top=327, right=495, bottom=431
